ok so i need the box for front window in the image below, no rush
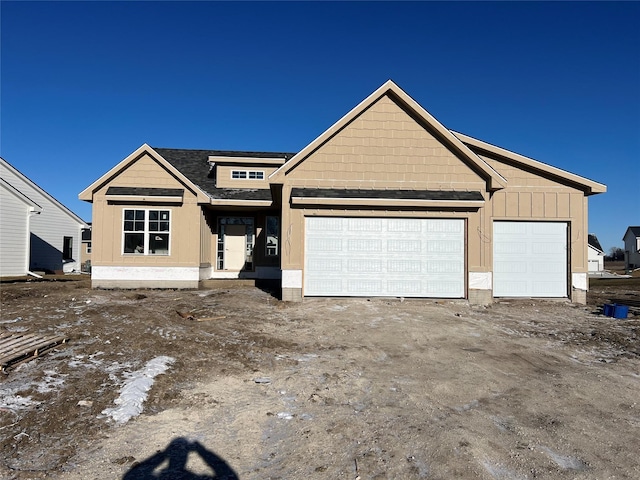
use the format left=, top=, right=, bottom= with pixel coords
left=123, top=209, right=170, bottom=255
left=265, top=216, right=279, bottom=256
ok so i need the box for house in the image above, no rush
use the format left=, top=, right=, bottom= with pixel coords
left=0, top=158, right=88, bottom=276
left=623, top=226, right=640, bottom=272
left=79, top=80, right=606, bottom=304
left=587, top=234, right=605, bottom=273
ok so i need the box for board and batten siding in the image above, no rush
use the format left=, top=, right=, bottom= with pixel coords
left=0, top=160, right=87, bottom=273
left=0, top=183, right=34, bottom=276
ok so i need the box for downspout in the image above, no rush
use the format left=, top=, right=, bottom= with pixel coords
left=26, top=208, right=42, bottom=278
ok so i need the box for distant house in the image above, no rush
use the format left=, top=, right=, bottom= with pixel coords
left=0, top=158, right=88, bottom=276
left=79, top=80, right=606, bottom=304
left=623, top=226, right=640, bottom=272
left=587, top=234, right=605, bottom=273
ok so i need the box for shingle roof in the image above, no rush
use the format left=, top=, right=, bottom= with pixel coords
left=626, top=226, right=640, bottom=237
left=153, top=147, right=295, bottom=201
left=588, top=234, right=603, bottom=252
left=291, top=188, right=484, bottom=201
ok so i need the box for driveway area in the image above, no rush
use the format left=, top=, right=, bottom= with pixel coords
left=1, top=278, right=638, bottom=479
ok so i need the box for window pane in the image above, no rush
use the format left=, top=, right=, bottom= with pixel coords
left=266, top=216, right=279, bottom=256
left=135, top=210, right=145, bottom=220
left=149, top=233, right=169, bottom=255
left=124, top=210, right=134, bottom=220
left=124, top=233, right=145, bottom=253
left=160, top=221, right=169, bottom=231
left=160, top=211, right=169, bottom=220
left=149, top=210, right=158, bottom=220
left=124, top=221, right=134, bottom=231
left=134, top=221, right=145, bottom=231
left=149, top=221, right=159, bottom=232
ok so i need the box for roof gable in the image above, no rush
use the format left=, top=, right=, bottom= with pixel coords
left=588, top=234, right=604, bottom=253
left=624, top=226, right=640, bottom=240
left=0, top=177, right=42, bottom=212
left=78, top=145, right=210, bottom=203
left=1, top=157, right=84, bottom=224
left=270, top=80, right=506, bottom=190
left=453, top=132, right=606, bottom=196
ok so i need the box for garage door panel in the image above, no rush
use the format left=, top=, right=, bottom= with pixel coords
left=493, top=221, right=567, bottom=298
left=305, top=217, right=464, bottom=298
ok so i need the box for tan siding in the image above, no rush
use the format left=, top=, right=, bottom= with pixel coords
left=286, top=95, right=485, bottom=191
left=91, top=154, right=201, bottom=268
left=215, top=165, right=277, bottom=189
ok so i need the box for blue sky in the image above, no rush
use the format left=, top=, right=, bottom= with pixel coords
left=2, top=1, right=638, bottom=252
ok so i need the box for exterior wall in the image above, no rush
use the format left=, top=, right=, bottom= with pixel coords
left=215, top=165, right=279, bottom=189
left=624, top=231, right=640, bottom=270
left=0, top=185, right=32, bottom=276
left=0, top=162, right=86, bottom=273
left=286, top=96, right=485, bottom=191
left=90, top=153, right=202, bottom=288
left=80, top=242, right=92, bottom=268
left=280, top=94, right=592, bottom=304
left=481, top=155, right=588, bottom=301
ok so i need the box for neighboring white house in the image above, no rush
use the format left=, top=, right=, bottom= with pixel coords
left=587, top=233, right=605, bottom=273
left=0, top=157, right=88, bottom=276
left=623, top=226, right=640, bottom=272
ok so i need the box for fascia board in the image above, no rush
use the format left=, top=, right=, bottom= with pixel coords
left=79, top=144, right=210, bottom=203
left=1, top=158, right=85, bottom=225
left=269, top=80, right=507, bottom=191
left=0, top=178, right=43, bottom=212
left=105, top=195, right=184, bottom=203
left=209, top=199, right=272, bottom=207
left=453, top=131, right=607, bottom=195
left=387, top=87, right=507, bottom=190
left=270, top=81, right=398, bottom=182
left=209, top=156, right=286, bottom=166
left=291, top=196, right=484, bottom=208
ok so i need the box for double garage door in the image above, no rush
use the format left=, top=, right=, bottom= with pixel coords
left=304, top=217, right=568, bottom=299
left=304, top=217, right=465, bottom=298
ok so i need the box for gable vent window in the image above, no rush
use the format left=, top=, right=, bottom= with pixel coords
left=231, top=170, right=264, bottom=180
left=123, top=209, right=171, bottom=255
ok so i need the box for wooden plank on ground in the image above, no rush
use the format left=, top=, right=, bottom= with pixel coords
left=0, top=333, right=69, bottom=372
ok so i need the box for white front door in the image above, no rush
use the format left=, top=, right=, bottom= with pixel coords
left=224, top=224, right=246, bottom=270
left=304, top=217, right=465, bottom=298
left=493, top=221, right=568, bottom=297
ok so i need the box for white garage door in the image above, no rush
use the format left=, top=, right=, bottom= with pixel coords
left=304, top=217, right=464, bottom=298
left=493, top=221, right=567, bottom=297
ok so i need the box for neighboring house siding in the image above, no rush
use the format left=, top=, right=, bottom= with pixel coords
left=0, top=183, right=32, bottom=276
left=588, top=246, right=604, bottom=272
left=624, top=228, right=640, bottom=270
left=0, top=160, right=86, bottom=273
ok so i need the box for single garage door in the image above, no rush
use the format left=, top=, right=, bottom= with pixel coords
left=493, top=221, right=568, bottom=297
left=304, top=217, right=464, bottom=298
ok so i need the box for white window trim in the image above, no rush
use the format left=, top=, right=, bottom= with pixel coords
left=122, top=208, right=172, bottom=256
left=231, top=170, right=264, bottom=180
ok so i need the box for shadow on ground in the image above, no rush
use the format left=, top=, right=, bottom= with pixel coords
left=122, top=437, right=238, bottom=480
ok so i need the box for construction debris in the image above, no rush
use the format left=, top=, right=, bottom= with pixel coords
left=0, top=332, right=69, bottom=372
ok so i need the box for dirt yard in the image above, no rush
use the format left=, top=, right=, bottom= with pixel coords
left=0, top=276, right=638, bottom=479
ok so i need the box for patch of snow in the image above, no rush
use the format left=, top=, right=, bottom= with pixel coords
left=539, top=446, right=587, bottom=471
left=101, top=356, right=175, bottom=425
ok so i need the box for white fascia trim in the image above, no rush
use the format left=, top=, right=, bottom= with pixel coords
left=106, top=195, right=184, bottom=203
left=291, top=197, right=484, bottom=207
left=92, top=266, right=199, bottom=281
left=209, top=199, right=272, bottom=206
